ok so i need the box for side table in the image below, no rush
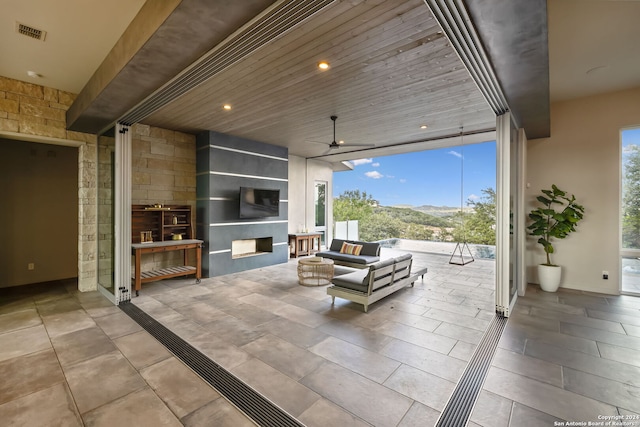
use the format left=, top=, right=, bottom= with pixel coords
left=131, top=239, right=203, bottom=296
left=288, top=233, right=321, bottom=258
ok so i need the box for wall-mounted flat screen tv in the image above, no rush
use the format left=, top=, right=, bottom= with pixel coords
left=239, top=187, right=280, bottom=218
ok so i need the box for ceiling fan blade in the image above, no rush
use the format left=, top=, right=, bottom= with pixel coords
left=309, top=116, right=375, bottom=152
left=340, top=143, right=376, bottom=147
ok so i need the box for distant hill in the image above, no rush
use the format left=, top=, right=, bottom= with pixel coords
left=376, top=206, right=451, bottom=227
left=391, top=204, right=472, bottom=218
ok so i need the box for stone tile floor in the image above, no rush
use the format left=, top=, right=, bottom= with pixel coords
left=476, top=285, right=640, bottom=427
left=0, top=280, right=254, bottom=427
left=1, top=249, right=639, bottom=426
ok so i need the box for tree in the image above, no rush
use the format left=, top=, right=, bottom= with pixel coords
left=452, top=188, right=496, bottom=245
left=623, top=145, right=640, bottom=248
left=402, top=223, right=434, bottom=241
left=466, top=188, right=496, bottom=245
left=360, top=212, right=404, bottom=241
left=333, top=190, right=376, bottom=222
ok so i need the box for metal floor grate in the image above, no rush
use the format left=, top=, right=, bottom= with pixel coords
left=119, top=302, right=304, bottom=427
left=435, top=315, right=508, bottom=427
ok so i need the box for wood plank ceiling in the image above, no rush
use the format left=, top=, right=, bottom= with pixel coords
left=142, top=0, right=496, bottom=159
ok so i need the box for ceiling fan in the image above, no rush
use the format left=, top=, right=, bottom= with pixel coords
left=310, top=115, right=375, bottom=151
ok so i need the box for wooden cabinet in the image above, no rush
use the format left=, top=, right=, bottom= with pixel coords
left=132, top=205, right=194, bottom=243
left=131, top=204, right=200, bottom=296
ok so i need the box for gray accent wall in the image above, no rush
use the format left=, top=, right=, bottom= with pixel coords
left=196, top=131, right=289, bottom=277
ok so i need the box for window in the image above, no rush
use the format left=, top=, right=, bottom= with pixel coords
left=315, top=181, right=327, bottom=246
left=621, top=127, right=640, bottom=294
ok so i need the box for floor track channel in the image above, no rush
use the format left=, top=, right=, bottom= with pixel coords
left=120, top=302, right=304, bottom=427
left=436, top=315, right=508, bottom=427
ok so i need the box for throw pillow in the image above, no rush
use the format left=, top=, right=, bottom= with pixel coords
left=340, top=242, right=363, bottom=256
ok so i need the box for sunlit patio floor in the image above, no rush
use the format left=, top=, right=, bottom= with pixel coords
left=2, top=247, right=639, bottom=426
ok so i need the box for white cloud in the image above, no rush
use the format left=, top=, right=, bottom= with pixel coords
left=352, top=158, right=373, bottom=166
left=372, top=162, right=380, bottom=167
left=623, top=144, right=639, bottom=155
left=365, top=171, right=384, bottom=179
left=468, top=193, right=479, bottom=201
left=399, top=179, right=407, bottom=183
left=448, top=150, right=462, bottom=158
left=386, top=175, right=395, bottom=179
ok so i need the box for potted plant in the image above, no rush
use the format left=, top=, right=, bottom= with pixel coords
left=528, top=185, right=585, bottom=292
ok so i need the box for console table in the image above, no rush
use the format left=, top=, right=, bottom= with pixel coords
left=288, top=233, right=322, bottom=258
left=131, top=239, right=203, bottom=296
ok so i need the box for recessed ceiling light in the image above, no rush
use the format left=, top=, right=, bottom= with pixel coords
left=338, top=140, right=344, bottom=145
left=26, top=70, right=41, bottom=78
left=420, top=124, right=428, bottom=129
left=318, top=61, right=330, bottom=70
left=223, top=104, right=232, bottom=110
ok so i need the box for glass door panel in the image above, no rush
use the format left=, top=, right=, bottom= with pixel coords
left=496, top=112, right=522, bottom=316
left=509, top=119, right=519, bottom=304
left=97, top=133, right=116, bottom=301
left=315, top=181, right=327, bottom=247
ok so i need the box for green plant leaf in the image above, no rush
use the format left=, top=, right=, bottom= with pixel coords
left=537, top=196, right=551, bottom=205
left=551, top=185, right=565, bottom=197
left=528, top=185, right=584, bottom=264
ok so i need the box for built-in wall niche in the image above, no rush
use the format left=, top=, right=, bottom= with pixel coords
left=231, top=237, right=273, bottom=259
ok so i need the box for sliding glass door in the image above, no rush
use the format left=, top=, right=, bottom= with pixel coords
left=496, top=112, right=524, bottom=316
left=97, top=133, right=116, bottom=302
left=96, top=124, right=132, bottom=304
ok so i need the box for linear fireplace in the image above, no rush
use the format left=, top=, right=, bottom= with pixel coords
left=231, top=237, right=273, bottom=259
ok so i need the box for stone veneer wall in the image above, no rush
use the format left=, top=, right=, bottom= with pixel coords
left=0, top=76, right=98, bottom=291
left=131, top=123, right=197, bottom=272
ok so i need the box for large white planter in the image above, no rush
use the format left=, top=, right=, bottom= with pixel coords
left=538, top=264, right=562, bottom=292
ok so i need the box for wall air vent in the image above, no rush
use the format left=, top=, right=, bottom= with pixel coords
left=16, top=22, right=46, bottom=41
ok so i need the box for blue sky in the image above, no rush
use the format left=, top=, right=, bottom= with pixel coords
left=622, top=127, right=640, bottom=154
left=333, top=140, right=497, bottom=207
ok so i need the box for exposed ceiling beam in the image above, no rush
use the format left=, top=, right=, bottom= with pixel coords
left=119, top=0, right=336, bottom=125
left=424, top=0, right=550, bottom=139
left=66, top=0, right=277, bottom=134
left=465, top=0, right=550, bottom=138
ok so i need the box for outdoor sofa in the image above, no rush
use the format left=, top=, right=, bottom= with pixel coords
left=315, top=238, right=381, bottom=268
left=327, top=253, right=420, bottom=312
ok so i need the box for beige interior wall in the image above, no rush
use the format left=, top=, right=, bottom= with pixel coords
left=526, top=86, right=640, bottom=294
left=288, top=156, right=334, bottom=247
left=0, top=141, right=78, bottom=287
left=288, top=155, right=306, bottom=233
left=306, top=159, right=334, bottom=248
